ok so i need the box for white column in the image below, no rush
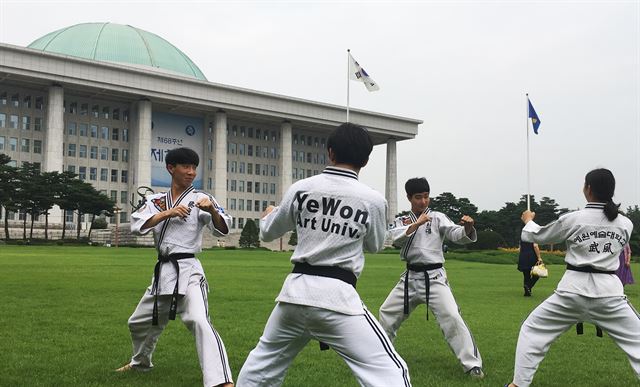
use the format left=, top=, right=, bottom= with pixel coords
left=44, top=85, right=64, bottom=225
left=130, top=99, right=152, bottom=190
left=213, top=110, right=227, bottom=208
left=385, top=139, right=398, bottom=226
left=44, top=85, right=64, bottom=173
left=279, top=121, right=293, bottom=201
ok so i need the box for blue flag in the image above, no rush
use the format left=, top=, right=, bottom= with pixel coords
left=528, top=97, right=541, bottom=134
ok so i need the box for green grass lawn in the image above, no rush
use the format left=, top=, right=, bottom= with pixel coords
left=1, top=246, right=638, bottom=386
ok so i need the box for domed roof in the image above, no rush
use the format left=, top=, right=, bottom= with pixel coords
left=28, top=22, right=207, bottom=81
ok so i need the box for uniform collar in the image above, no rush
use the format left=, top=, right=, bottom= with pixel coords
left=322, top=166, right=358, bottom=180
left=585, top=202, right=606, bottom=209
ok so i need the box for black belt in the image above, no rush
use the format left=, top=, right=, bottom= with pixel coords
left=566, top=264, right=615, bottom=275
left=292, top=262, right=357, bottom=288
left=292, top=262, right=357, bottom=351
left=405, top=263, right=443, bottom=320
left=152, top=253, right=195, bottom=325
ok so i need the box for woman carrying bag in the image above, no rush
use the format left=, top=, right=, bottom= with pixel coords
left=518, top=242, right=544, bottom=296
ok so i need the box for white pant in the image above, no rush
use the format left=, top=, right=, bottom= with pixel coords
left=513, top=291, right=640, bottom=387
left=127, top=275, right=233, bottom=387
left=237, top=302, right=411, bottom=387
left=378, top=269, right=482, bottom=372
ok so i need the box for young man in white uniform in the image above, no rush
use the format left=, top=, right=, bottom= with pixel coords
left=116, top=147, right=234, bottom=387
left=236, top=123, right=411, bottom=387
left=506, top=168, right=639, bottom=387
left=378, top=178, right=484, bottom=379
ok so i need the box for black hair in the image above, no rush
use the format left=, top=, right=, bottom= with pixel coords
left=585, top=168, right=619, bottom=221
left=326, top=122, right=373, bottom=168
left=405, top=178, right=430, bottom=197
left=165, top=147, right=199, bottom=167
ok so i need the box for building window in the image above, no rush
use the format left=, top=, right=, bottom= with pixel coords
left=270, top=147, right=276, bottom=158
left=248, top=127, right=254, bottom=137
left=239, top=200, right=244, bottom=211
left=90, top=146, right=97, bottom=159
left=101, top=126, right=109, bottom=139
left=0, top=113, right=5, bottom=128
left=270, top=165, right=276, bottom=176
left=121, top=170, right=128, bottom=183
left=23, top=95, right=31, bottom=108
left=34, top=117, right=43, bottom=131
left=230, top=161, right=237, bottom=173
left=207, top=159, right=212, bottom=171
left=254, top=201, right=260, bottom=212
left=111, top=169, right=118, bottom=182
left=262, top=183, right=268, bottom=194
left=246, top=181, right=252, bottom=193
left=270, top=183, right=276, bottom=195
left=79, top=145, right=87, bottom=158
left=229, top=199, right=236, bottom=210
left=0, top=92, right=6, bottom=105
left=255, top=164, right=260, bottom=175
left=9, top=138, right=17, bottom=151
left=0, top=136, right=4, bottom=151
left=207, top=178, right=212, bottom=190
left=238, top=181, right=245, bottom=192
left=247, top=163, right=253, bottom=175
left=100, top=147, right=108, bottom=160
left=100, top=168, right=108, bottom=181
left=248, top=145, right=253, bottom=156
left=112, top=148, right=119, bottom=161
left=239, top=162, right=245, bottom=174
left=122, top=128, right=129, bottom=142
left=35, top=97, right=44, bottom=110
left=67, top=165, right=75, bottom=173
left=92, top=105, right=99, bottom=118
left=11, top=94, right=19, bottom=107
left=80, top=103, right=88, bottom=116
left=239, top=143, right=245, bottom=155
left=9, top=115, right=18, bottom=129
left=112, top=108, right=120, bottom=120
left=238, top=217, right=244, bottom=228
left=67, top=143, right=76, bottom=157
left=207, top=139, right=212, bottom=152
left=112, top=128, right=119, bottom=141
left=90, top=125, right=98, bottom=138
left=20, top=138, right=30, bottom=152
left=255, top=181, right=260, bottom=194
left=33, top=140, right=42, bottom=154
left=102, top=106, right=110, bottom=119
left=228, top=142, right=236, bottom=154
left=22, top=116, right=30, bottom=130
left=230, top=180, right=237, bottom=192
left=122, top=149, right=128, bottom=162
left=89, top=167, right=97, bottom=181
left=79, top=166, right=86, bottom=180
left=120, top=191, right=127, bottom=204
left=79, top=123, right=87, bottom=136
left=262, top=200, right=268, bottom=211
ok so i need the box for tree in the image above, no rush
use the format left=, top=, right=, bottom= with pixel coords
left=0, top=154, right=18, bottom=240
left=430, top=192, right=478, bottom=222
left=239, top=219, right=260, bottom=248
left=288, top=230, right=298, bottom=246
left=625, top=205, right=640, bottom=256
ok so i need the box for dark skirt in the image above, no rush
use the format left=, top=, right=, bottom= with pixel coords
left=616, top=251, right=635, bottom=285
left=518, top=241, right=537, bottom=272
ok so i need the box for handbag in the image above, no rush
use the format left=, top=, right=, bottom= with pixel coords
left=531, top=262, right=548, bottom=278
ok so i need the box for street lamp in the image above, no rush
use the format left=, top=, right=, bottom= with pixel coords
left=113, top=206, right=122, bottom=248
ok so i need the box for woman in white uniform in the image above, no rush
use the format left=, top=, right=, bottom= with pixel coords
left=506, top=168, right=639, bottom=387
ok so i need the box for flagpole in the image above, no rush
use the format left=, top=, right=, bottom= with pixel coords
left=346, top=49, right=351, bottom=122
left=526, top=93, right=531, bottom=211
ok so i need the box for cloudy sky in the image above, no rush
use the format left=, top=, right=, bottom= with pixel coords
left=1, top=0, right=638, bottom=213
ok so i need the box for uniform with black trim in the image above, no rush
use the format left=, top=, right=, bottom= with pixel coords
left=236, top=166, right=411, bottom=387
left=511, top=202, right=639, bottom=387
left=378, top=209, right=483, bottom=374
left=126, top=186, right=233, bottom=387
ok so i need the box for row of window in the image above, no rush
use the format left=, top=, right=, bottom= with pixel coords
left=108, top=190, right=129, bottom=205
left=66, top=165, right=128, bottom=183
left=227, top=198, right=276, bottom=213
left=67, top=122, right=129, bottom=141
left=224, top=161, right=278, bottom=176
left=225, top=124, right=327, bottom=149
left=0, top=208, right=128, bottom=225
left=0, top=136, right=42, bottom=154
left=65, top=101, right=129, bottom=121
left=0, top=93, right=45, bottom=110
left=225, top=142, right=327, bottom=165
left=65, top=144, right=129, bottom=161
left=0, top=113, right=44, bottom=131
left=227, top=180, right=276, bottom=195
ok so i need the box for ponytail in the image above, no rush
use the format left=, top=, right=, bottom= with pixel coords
left=603, top=200, right=620, bottom=221
left=585, top=168, right=619, bottom=221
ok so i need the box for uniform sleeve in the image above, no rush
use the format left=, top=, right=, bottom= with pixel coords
left=363, top=199, right=388, bottom=253
left=521, top=217, right=570, bottom=245
left=438, top=213, right=477, bottom=245
left=199, top=194, right=232, bottom=237
left=130, top=199, right=156, bottom=235
left=389, top=217, right=412, bottom=247
left=259, top=186, right=298, bottom=242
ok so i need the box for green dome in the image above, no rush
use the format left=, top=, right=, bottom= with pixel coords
left=28, top=22, right=207, bottom=81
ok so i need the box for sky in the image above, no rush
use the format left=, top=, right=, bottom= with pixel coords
left=1, top=0, right=638, bottom=213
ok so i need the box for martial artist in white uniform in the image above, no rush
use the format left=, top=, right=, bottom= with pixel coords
left=117, top=148, right=234, bottom=387
left=237, top=123, right=411, bottom=387
left=378, top=178, right=484, bottom=378
left=507, top=168, right=639, bottom=387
